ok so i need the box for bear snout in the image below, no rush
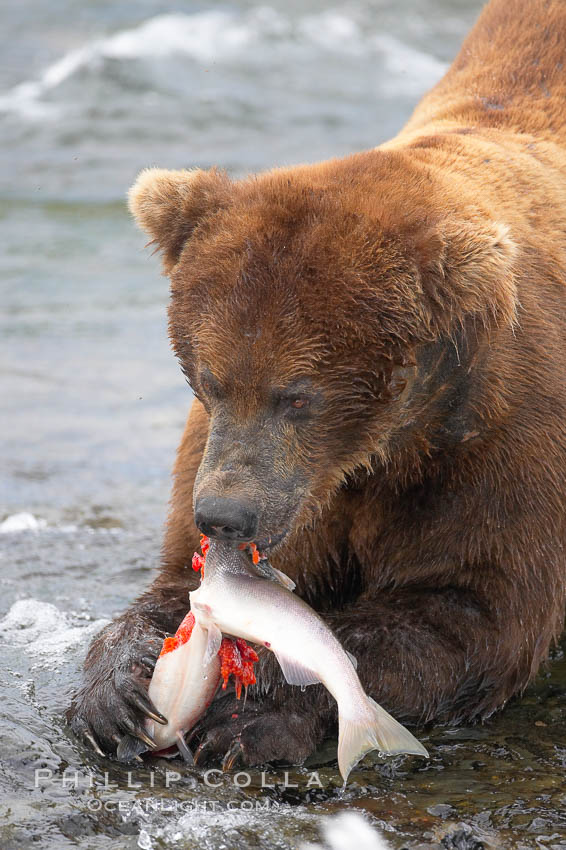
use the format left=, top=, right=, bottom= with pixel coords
left=194, top=495, right=259, bottom=543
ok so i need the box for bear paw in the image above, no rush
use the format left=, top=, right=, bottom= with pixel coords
left=189, top=694, right=319, bottom=769
left=67, top=631, right=165, bottom=756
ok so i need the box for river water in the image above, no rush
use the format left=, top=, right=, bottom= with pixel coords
left=1, top=1, right=565, bottom=848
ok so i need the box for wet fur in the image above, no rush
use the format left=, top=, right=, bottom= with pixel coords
left=69, top=0, right=566, bottom=764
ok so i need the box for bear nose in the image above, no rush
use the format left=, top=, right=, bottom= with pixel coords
left=194, top=496, right=258, bottom=542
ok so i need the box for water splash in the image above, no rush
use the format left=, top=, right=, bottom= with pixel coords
left=0, top=598, right=108, bottom=661
left=300, top=812, right=392, bottom=850
left=0, top=7, right=447, bottom=119
left=0, top=512, right=47, bottom=533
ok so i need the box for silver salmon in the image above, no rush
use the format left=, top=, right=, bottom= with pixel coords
left=190, top=540, right=429, bottom=783
left=117, top=611, right=221, bottom=762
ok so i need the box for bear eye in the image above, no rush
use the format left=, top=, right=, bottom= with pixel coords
left=198, top=369, right=223, bottom=401
left=277, top=394, right=312, bottom=418
left=272, top=382, right=315, bottom=418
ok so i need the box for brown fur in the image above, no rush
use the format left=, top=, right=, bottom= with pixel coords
left=69, top=0, right=566, bottom=766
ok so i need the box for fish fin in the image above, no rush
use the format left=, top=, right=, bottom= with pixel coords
left=271, top=567, right=296, bottom=592
left=247, top=560, right=296, bottom=591
left=203, top=622, right=223, bottom=667
left=337, top=696, right=428, bottom=784
left=273, top=648, right=321, bottom=687
left=243, top=560, right=269, bottom=580
left=346, top=650, right=357, bottom=670
left=176, top=731, right=195, bottom=764
left=116, top=733, right=147, bottom=761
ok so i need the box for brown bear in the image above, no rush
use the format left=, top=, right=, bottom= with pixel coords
left=69, top=0, right=566, bottom=769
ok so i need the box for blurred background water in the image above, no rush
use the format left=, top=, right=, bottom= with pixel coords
left=2, top=2, right=566, bottom=849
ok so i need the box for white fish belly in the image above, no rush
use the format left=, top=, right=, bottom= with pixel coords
left=148, top=622, right=220, bottom=750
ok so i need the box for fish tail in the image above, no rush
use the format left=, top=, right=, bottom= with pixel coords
left=337, top=696, right=428, bottom=783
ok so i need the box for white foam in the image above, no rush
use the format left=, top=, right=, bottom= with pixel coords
left=0, top=512, right=47, bottom=533
left=0, top=9, right=268, bottom=117
left=298, top=11, right=361, bottom=53
left=138, top=830, right=153, bottom=850
left=0, top=513, right=80, bottom=534
left=0, top=598, right=109, bottom=660
left=140, top=804, right=319, bottom=848
left=373, top=33, right=447, bottom=95
left=301, top=812, right=392, bottom=850
left=0, top=7, right=447, bottom=118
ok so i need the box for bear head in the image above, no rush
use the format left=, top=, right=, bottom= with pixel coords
left=129, top=152, right=516, bottom=551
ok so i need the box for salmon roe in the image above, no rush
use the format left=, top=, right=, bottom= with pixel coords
left=238, top=541, right=261, bottom=564
left=158, top=610, right=196, bottom=658
left=218, top=637, right=259, bottom=699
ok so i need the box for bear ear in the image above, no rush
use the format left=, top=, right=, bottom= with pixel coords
left=128, top=167, right=231, bottom=274
left=415, top=218, right=518, bottom=335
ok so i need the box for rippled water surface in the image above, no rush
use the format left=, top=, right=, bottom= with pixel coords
left=2, top=0, right=566, bottom=847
